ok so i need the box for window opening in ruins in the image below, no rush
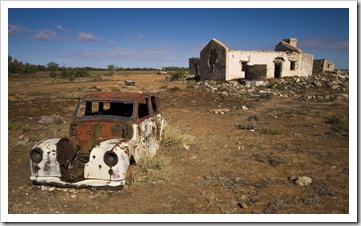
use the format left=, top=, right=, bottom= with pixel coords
left=208, top=48, right=218, bottom=72
left=290, top=61, right=296, bottom=70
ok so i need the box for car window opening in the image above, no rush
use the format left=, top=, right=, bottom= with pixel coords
left=78, top=101, right=134, bottom=118
left=138, top=98, right=149, bottom=118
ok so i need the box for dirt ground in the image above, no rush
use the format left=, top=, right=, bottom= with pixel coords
left=6, top=71, right=350, bottom=220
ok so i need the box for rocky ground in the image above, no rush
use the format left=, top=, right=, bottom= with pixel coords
left=6, top=70, right=352, bottom=222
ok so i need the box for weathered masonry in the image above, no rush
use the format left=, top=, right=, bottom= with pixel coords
left=193, top=38, right=314, bottom=82
left=313, top=59, right=335, bottom=74
left=189, top=57, right=200, bottom=77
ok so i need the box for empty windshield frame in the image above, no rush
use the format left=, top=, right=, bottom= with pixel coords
left=76, top=100, right=134, bottom=118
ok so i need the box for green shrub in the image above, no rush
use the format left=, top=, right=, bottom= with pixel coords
left=8, top=121, right=20, bottom=130
left=328, top=114, right=348, bottom=132
left=49, top=70, right=57, bottom=78
left=61, top=68, right=74, bottom=78
left=261, top=128, right=283, bottom=135
left=74, top=68, right=89, bottom=77
left=169, top=70, right=185, bottom=81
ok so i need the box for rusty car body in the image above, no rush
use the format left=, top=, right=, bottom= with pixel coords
left=29, top=92, right=165, bottom=189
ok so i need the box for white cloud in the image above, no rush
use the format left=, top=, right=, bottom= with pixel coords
left=55, top=24, right=64, bottom=30
left=108, top=40, right=116, bottom=45
left=77, top=31, right=101, bottom=42
left=8, top=23, right=29, bottom=36
left=299, top=36, right=348, bottom=51
left=125, top=31, right=144, bottom=42
left=34, top=29, right=57, bottom=41
left=137, top=34, right=144, bottom=40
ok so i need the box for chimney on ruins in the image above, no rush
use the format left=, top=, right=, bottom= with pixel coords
left=283, top=38, right=298, bottom=48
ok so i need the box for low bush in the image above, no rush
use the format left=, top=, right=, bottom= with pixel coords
left=328, top=114, right=348, bottom=132
left=169, top=70, right=186, bottom=81
left=133, top=153, right=172, bottom=184
left=8, top=121, right=20, bottom=130
left=161, top=125, right=195, bottom=148
left=261, top=128, right=283, bottom=135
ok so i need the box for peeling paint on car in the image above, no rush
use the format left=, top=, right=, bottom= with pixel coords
left=29, top=92, right=164, bottom=189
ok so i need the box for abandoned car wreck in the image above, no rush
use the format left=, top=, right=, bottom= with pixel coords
left=29, top=92, right=165, bottom=189
left=189, top=38, right=314, bottom=82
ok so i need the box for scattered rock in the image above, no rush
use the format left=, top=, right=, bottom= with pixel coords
left=38, top=116, right=54, bottom=125
left=237, top=122, right=257, bottom=130
left=53, top=115, right=63, bottom=124
left=194, top=71, right=348, bottom=101
left=22, top=124, right=31, bottom=132
left=182, top=144, right=190, bottom=150
left=38, top=115, right=63, bottom=125
left=238, top=202, right=248, bottom=209
left=294, top=176, right=312, bottom=186
left=211, top=108, right=231, bottom=114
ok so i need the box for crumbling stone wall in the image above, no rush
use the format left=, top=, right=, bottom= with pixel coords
left=300, top=53, right=314, bottom=77
left=313, top=59, right=335, bottom=74
left=200, top=39, right=228, bottom=81
left=189, top=57, right=200, bottom=76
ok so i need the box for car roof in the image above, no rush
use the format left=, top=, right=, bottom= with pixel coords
left=80, top=92, right=156, bottom=101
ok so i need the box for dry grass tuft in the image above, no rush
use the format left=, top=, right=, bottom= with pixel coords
left=161, top=125, right=195, bottom=148
left=133, top=153, right=173, bottom=184
left=328, top=114, right=348, bottom=132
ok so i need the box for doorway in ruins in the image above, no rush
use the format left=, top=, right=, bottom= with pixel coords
left=274, top=63, right=282, bottom=78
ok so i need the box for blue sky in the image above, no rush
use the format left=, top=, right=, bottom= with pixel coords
left=7, top=4, right=351, bottom=69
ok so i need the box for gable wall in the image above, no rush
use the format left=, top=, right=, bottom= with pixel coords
left=200, top=39, right=228, bottom=81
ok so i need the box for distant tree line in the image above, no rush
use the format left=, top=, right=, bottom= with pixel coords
left=8, top=55, right=187, bottom=77
left=8, top=56, right=47, bottom=74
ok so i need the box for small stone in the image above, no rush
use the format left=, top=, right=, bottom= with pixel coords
left=314, top=80, right=323, bottom=87
left=237, top=146, right=244, bottom=151
left=211, top=108, right=231, bottom=113
left=241, top=106, right=248, bottom=110
left=238, top=202, right=248, bottom=209
left=295, top=176, right=312, bottom=186
left=189, top=155, right=197, bottom=160
left=53, top=115, right=63, bottom=124
left=71, top=194, right=77, bottom=198
left=38, top=116, right=54, bottom=125
left=22, top=125, right=31, bottom=132
left=183, top=144, right=190, bottom=150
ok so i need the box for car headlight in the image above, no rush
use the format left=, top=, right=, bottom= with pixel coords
left=30, top=148, right=43, bottom=164
left=103, top=151, right=118, bottom=167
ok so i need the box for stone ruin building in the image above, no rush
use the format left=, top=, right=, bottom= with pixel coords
left=189, top=38, right=315, bottom=82
left=313, top=59, right=335, bottom=74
